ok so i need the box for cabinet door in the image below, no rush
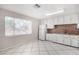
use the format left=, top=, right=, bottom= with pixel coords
left=46, top=34, right=52, bottom=41
left=46, top=34, right=56, bottom=42
left=54, top=18, right=58, bottom=25
left=66, top=36, right=71, bottom=45
left=70, top=14, right=78, bottom=24
left=57, top=16, right=64, bottom=24
left=71, top=36, right=79, bottom=47
left=50, top=34, right=55, bottom=42
left=64, top=16, right=71, bottom=24
left=53, top=34, right=57, bottom=42
left=63, top=35, right=66, bottom=45
left=47, top=34, right=57, bottom=42
left=56, top=35, right=63, bottom=43
left=63, top=35, right=71, bottom=45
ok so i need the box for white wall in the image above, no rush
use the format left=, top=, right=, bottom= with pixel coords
left=0, top=8, right=39, bottom=51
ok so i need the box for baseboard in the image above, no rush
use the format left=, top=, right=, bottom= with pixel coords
left=47, top=40, right=79, bottom=48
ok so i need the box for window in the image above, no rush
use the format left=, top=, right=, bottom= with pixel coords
left=5, top=16, right=32, bottom=36
left=14, top=18, right=32, bottom=35
left=5, top=16, right=14, bottom=36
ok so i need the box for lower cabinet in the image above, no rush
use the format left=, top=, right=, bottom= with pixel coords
left=56, top=35, right=64, bottom=43
left=46, top=34, right=57, bottom=42
left=46, top=34, right=52, bottom=41
left=63, top=35, right=71, bottom=45
left=46, top=34, right=79, bottom=48
left=53, top=34, right=57, bottom=42
left=71, top=36, right=79, bottom=47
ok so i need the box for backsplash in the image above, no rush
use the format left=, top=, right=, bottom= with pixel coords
left=47, top=24, right=79, bottom=35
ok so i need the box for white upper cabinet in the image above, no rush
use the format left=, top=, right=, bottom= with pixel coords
left=57, top=16, right=64, bottom=24
left=64, top=15, right=71, bottom=24
left=63, top=14, right=78, bottom=24
left=54, top=18, right=57, bottom=25
left=70, top=14, right=78, bottom=24
left=41, top=13, right=79, bottom=28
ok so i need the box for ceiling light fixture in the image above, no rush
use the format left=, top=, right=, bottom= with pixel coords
left=34, top=4, right=40, bottom=8
left=46, top=8, right=64, bottom=16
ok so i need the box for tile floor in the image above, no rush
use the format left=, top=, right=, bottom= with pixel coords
left=0, top=40, right=79, bottom=55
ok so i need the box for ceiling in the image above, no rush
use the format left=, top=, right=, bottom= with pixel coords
left=0, top=4, right=79, bottom=19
